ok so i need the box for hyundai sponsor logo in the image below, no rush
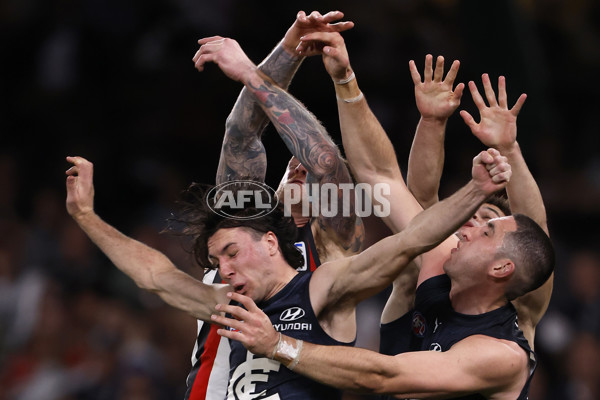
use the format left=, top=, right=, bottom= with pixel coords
left=280, top=307, right=305, bottom=322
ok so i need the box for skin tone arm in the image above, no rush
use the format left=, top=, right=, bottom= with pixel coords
left=193, top=35, right=363, bottom=252
left=297, top=31, right=423, bottom=234
left=406, top=54, right=465, bottom=208
left=205, top=11, right=354, bottom=184
left=65, top=156, right=231, bottom=320
left=382, top=55, right=463, bottom=320
left=296, top=31, right=462, bottom=322
left=460, top=75, right=551, bottom=342
left=214, top=149, right=511, bottom=341
left=214, top=293, right=528, bottom=399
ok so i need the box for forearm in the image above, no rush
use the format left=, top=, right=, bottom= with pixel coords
left=403, top=180, right=488, bottom=255
left=217, top=43, right=305, bottom=184
left=244, top=70, right=348, bottom=182
left=335, top=78, right=401, bottom=183
left=501, top=142, right=548, bottom=233
left=271, top=335, right=482, bottom=398
left=345, top=180, right=483, bottom=293
left=72, top=212, right=175, bottom=290
left=72, top=212, right=220, bottom=320
left=273, top=335, right=393, bottom=394
left=227, top=42, right=305, bottom=137
left=335, top=181, right=485, bottom=301
left=260, top=40, right=305, bottom=89
left=407, top=117, right=447, bottom=208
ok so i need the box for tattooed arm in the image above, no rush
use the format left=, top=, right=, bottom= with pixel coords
left=247, top=68, right=363, bottom=254
left=194, top=36, right=363, bottom=254
left=214, top=39, right=304, bottom=184
left=202, top=11, right=354, bottom=185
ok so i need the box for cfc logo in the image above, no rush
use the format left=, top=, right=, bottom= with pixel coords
left=280, top=307, right=305, bottom=322
left=228, top=351, right=281, bottom=399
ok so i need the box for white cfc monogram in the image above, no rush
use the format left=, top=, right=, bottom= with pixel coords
left=227, top=351, right=281, bottom=400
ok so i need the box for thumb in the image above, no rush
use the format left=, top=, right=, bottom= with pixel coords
left=460, top=110, right=476, bottom=130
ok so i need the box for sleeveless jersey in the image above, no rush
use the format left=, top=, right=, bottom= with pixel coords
left=379, top=275, right=536, bottom=400
left=227, top=272, right=353, bottom=399
left=185, top=223, right=321, bottom=400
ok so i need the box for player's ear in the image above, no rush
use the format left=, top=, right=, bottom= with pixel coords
left=491, top=258, right=514, bottom=279
left=264, top=231, right=279, bottom=256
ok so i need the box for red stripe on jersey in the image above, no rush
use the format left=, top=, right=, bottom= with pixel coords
left=189, top=324, right=222, bottom=399
left=309, top=247, right=317, bottom=272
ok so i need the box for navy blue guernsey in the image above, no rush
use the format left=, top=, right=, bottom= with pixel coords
left=380, top=275, right=536, bottom=400
left=226, top=272, right=354, bottom=399
left=185, top=222, right=324, bottom=400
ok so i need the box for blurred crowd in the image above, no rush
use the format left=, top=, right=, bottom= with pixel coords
left=1, top=0, right=599, bottom=399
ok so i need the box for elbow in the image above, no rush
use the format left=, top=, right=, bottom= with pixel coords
left=349, top=371, right=394, bottom=395
left=139, top=257, right=176, bottom=292
left=342, top=354, right=398, bottom=395
left=135, top=272, right=159, bottom=292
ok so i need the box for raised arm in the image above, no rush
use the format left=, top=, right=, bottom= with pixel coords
left=406, top=54, right=465, bottom=208
left=297, top=33, right=461, bottom=323
left=460, top=74, right=544, bottom=232
left=308, top=149, right=511, bottom=309
left=65, top=156, right=231, bottom=320
left=195, top=11, right=354, bottom=184
left=460, top=74, right=551, bottom=341
left=298, top=31, right=423, bottom=234
left=194, top=35, right=361, bottom=251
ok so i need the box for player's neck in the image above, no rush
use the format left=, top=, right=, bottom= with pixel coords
left=449, top=284, right=508, bottom=315
left=263, top=260, right=299, bottom=301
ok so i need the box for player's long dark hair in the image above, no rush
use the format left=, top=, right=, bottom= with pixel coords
left=168, top=181, right=303, bottom=271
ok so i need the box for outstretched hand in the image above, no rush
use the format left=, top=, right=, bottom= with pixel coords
left=409, top=54, right=464, bottom=121
left=65, top=156, right=95, bottom=220
left=212, top=292, right=279, bottom=358
left=282, top=10, right=354, bottom=56
left=472, top=148, right=511, bottom=195
left=460, top=74, right=527, bottom=152
left=193, top=36, right=256, bottom=83
left=297, top=31, right=351, bottom=81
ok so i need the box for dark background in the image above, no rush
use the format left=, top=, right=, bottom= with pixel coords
left=1, top=0, right=599, bottom=399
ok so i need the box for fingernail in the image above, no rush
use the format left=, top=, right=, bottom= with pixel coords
left=227, top=292, right=233, bottom=297
left=211, top=314, right=217, bottom=320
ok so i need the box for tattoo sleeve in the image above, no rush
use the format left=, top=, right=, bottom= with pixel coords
left=216, top=42, right=305, bottom=184
left=246, top=72, right=361, bottom=248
